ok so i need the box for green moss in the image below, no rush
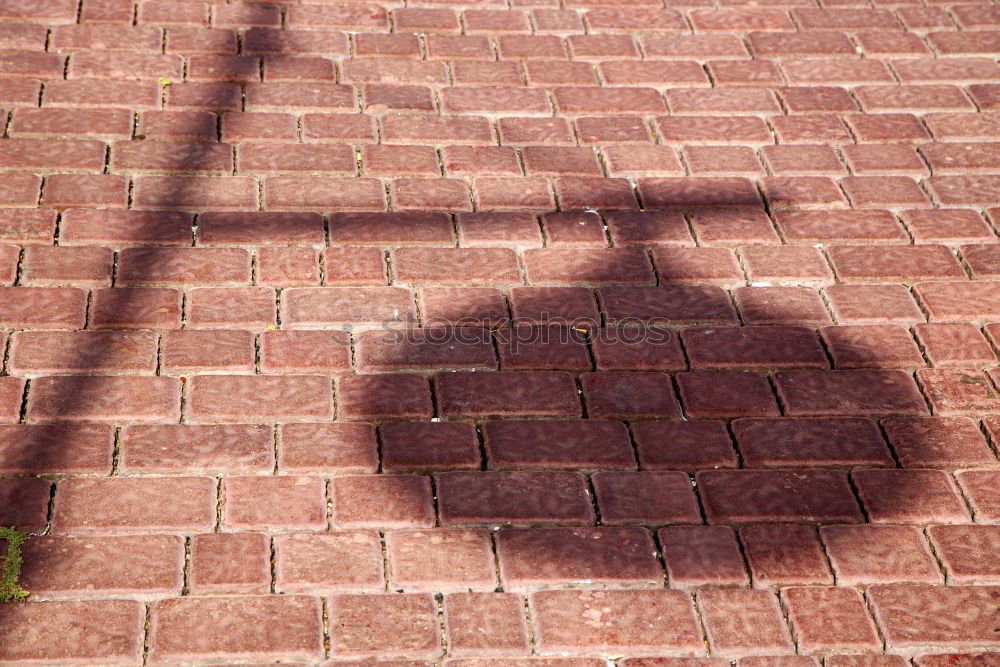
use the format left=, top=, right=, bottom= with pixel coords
left=0, top=527, right=29, bottom=603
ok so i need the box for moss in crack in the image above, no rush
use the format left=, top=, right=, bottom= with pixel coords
left=0, top=527, right=29, bottom=603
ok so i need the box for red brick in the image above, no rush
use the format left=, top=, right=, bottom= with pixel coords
left=457, top=212, right=543, bottom=248
left=496, top=35, right=567, bottom=60
left=364, top=84, right=436, bottom=113
left=538, top=211, right=604, bottom=247
left=783, top=587, right=881, bottom=655
left=641, top=32, right=747, bottom=58
left=600, top=285, right=738, bottom=326
left=224, top=475, right=326, bottom=530
left=677, top=371, right=779, bottom=419
left=740, top=524, right=832, bottom=587
left=821, top=524, right=941, bottom=585
left=841, top=175, right=931, bottom=209
left=883, top=416, right=995, bottom=468
left=52, top=476, right=215, bottom=534
left=150, top=596, right=323, bottom=663
left=740, top=246, right=833, bottom=285
left=392, top=8, right=459, bottom=32
left=11, top=107, right=132, bottom=139
left=89, top=287, right=180, bottom=330
left=577, top=116, right=654, bottom=144
left=393, top=248, right=519, bottom=286
left=682, top=146, right=763, bottom=176
left=854, top=468, right=969, bottom=523
left=963, top=243, right=1000, bottom=279
left=276, top=531, right=384, bottom=593
left=532, top=589, right=702, bottom=656
left=133, top=175, right=258, bottom=211
left=198, top=212, right=318, bottom=247
left=820, top=324, right=924, bottom=369
left=776, top=368, right=928, bottom=416
left=247, top=82, right=355, bottom=112
left=212, top=2, right=280, bottom=27
left=387, top=529, right=496, bottom=591
left=553, top=86, right=666, bottom=114
left=869, top=585, right=1000, bottom=654
left=698, top=469, right=863, bottom=523
left=239, top=143, right=355, bottom=175
left=733, top=416, right=893, bottom=468
left=748, top=31, right=855, bottom=58
left=957, top=470, right=1000, bottom=522
left=698, top=589, right=794, bottom=657
left=300, top=114, right=373, bottom=144
left=509, top=286, right=597, bottom=325
left=278, top=423, right=378, bottom=474
left=652, top=247, right=744, bottom=287
left=139, top=0, right=209, bottom=27
left=844, top=113, right=929, bottom=143
left=0, top=376, right=23, bottom=423
left=437, top=471, right=594, bottom=526
left=391, top=178, right=471, bottom=211
left=443, top=87, right=551, bottom=115
left=581, top=371, right=681, bottom=419
left=0, top=423, right=113, bottom=475
left=914, top=322, right=996, bottom=367
left=915, top=281, right=1000, bottom=322
left=282, top=287, right=415, bottom=327
left=118, top=247, right=251, bottom=286
left=51, top=24, right=163, bottom=52
left=257, top=247, right=320, bottom=287
left=222, top=112, right=296, bottom=142
left=913, top=655, right=1000, bottom=667
left=445, top=592, right=530, bottom=657
left=188, top=375, right=332, bottom=423
left=189, top=532, right=269, bottom=595
left=683, top=326, right=826, bottom=370
left=121, top=423, right=271, bottom=474
left=708, top=60, right=783, bottom=87
left=605, top=210, right=693, bottom=246
left=0, top=51, right=66, bottom=78
left=438, top=370, right=580, bottom=417
left=27, top=376, right=180, bottom=423
left=39, top=209, right=167, bottom=247
left=0, top=477, right=48, bottom=530
left=0, top=600, right=143, bottom=664
left=841, top=143, right=927, bottom=177
left=639, top=176, right=762, bottom=208
left=329, top=594, right=440, bottom=659
left=260, top=330, right=351, bottom=374
left=329, top=212, right=452, bottom=246
left=688, top=209, right=778, bottom=247
left=0, top=78, right=40, bottom=109
left=45, top=79, right=160, bottom=109
left=770, top=115, right=853, bottom=144
left=452, top=61, right=523, bottom=87
left=924, top=113, right=1000, bottom=142
left=855, top=85, right=972, bottom=113
left=916, top=368, right=1000, bottom=416
left=761, top=176, right=849, bottom=210
left=80, top=0, right=135, bottom=24
left=734, top=286, right=831, bottom=327
left=498, top=526, right=661, bottom=589
left=336, top=374, right=433, bottom=421
left=496, top=327, right=590, bottom=371
left=498, top=117, right=574, bottom=146
left=442, top=146, right=522, bottom=177
left=690, top=8, right=794, bottom=31
left=69, top=52, right=182, bottom=80
left=525, top=248, right=653, bottom=286
left=187, top=286, right=276, bottom=328
left=483, top=419, right=632, bottom=471
left=166, top=81, right=241, bottom=110
left=556, top=176, right=639, bottom=210
left=380, top=422, right=481, bottom=473
left=322, top=247, right=387, bottom=286
left=19, top=534, right=182, bottom=598
left=426, top=35, right=494, bottom=60
left=825, top=284, right=925, bottom=325
left=927, top=525, right=1000, bottom=584
left=9, top=330, right=156, bottom=375
left=20, top=246, right=112, bottom=287
left=631, top=420, right=737, bottom=471
left=659, top=525, right=748, bottom=588
left=0, top=208, right=54, bottom=243
left=0, top=138, right=106, bottom=172
left=166, top=27, right=238, bottom=55
left=593, top=471, right=701, bottom=525
left=777, top=88, right=857, bottom=115
left=244, top=28, right=349, bottom=58
left=761, top=144, right=844, bottom=176
left=42, top=173, right=128, bottom=209
left=783, top=59, right=895, bottom=85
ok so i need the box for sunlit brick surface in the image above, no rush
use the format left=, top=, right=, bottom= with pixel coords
left=0, top=0, right=999, bottom=662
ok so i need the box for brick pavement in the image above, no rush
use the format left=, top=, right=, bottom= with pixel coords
left=0, top=0, right=999, bottom=663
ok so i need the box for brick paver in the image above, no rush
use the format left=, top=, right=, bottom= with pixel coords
left=0, top=0, right=999, bottom=663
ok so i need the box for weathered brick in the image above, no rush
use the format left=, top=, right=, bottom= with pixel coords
left=854, top=469, right=969, bottom=524
left=821, top=524, right=942, bottom=585
left=869, top=585, right=1000, bottom=654
left=52, top=477, right=215, bottom=533
left=275, top=532, right=384, bottom=593
left=188, top=375, right=333, bottom=423
left=187, top=287, right=276, bottom=328
left=120, top=424, right=272, bottom=474
left=0, top=423, right=112, bottom=475
left=593, top=471, right=701, bottom=525
left=9, top=330, right=157, bottom=375
left=498, top=526, right=661, bottom=589
left=28, top=376, right=180, bottom=423
left=387, top=529, right=497, bottom=591
left=484, top=419, right=634, bottom=471
left=19, top=535, right=183, bottom=598
left=677, top=371, right=779, bottom=419
left=444, top=592, right=530, bottom=657
left=150, top=596, right=323, bottom=663
left=659, top=525, right=748, bottom=589
left=437, top=471, right=594, bottom=526
left=278, top=423, right=377, bottom=474
left=189, top=532, right=269, bottom=595
left=89, top=287, right=181, bottom=329
left=583, top=371, right=682, bottom=419
left=224, top=475, right=326, bottom=530
left=632, top=420, right=738, bottom=471
left=260, top=330, right=351, bottom=374
left=783, top=587, right=882, bottom=655
left=821, top=324, right=925, bottom=370
left=0, top=600, right=143, bottom=664
left=118, top=247, right=251, bottom=286
left=740, top=524, right=832, bottom=587
left=329, top=594, right=440, bottom=659
left=336, top=374, right=433, bottom=421
left=698, top=469, right=863, bottom=523
left=697, top=589, right=794, bottom=657
left=380, top=422, right=481, bottom=473
left=532, top=589, right=702, bottom=656
left=437, top=371, right=581, bottom=417
left=733, top=417, right=892, bottom=469
left=883, top=416, right=995, bottom=468
left=0, top=477, right=50, bottom=531
left=774, top=369, right=928, bottom=416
